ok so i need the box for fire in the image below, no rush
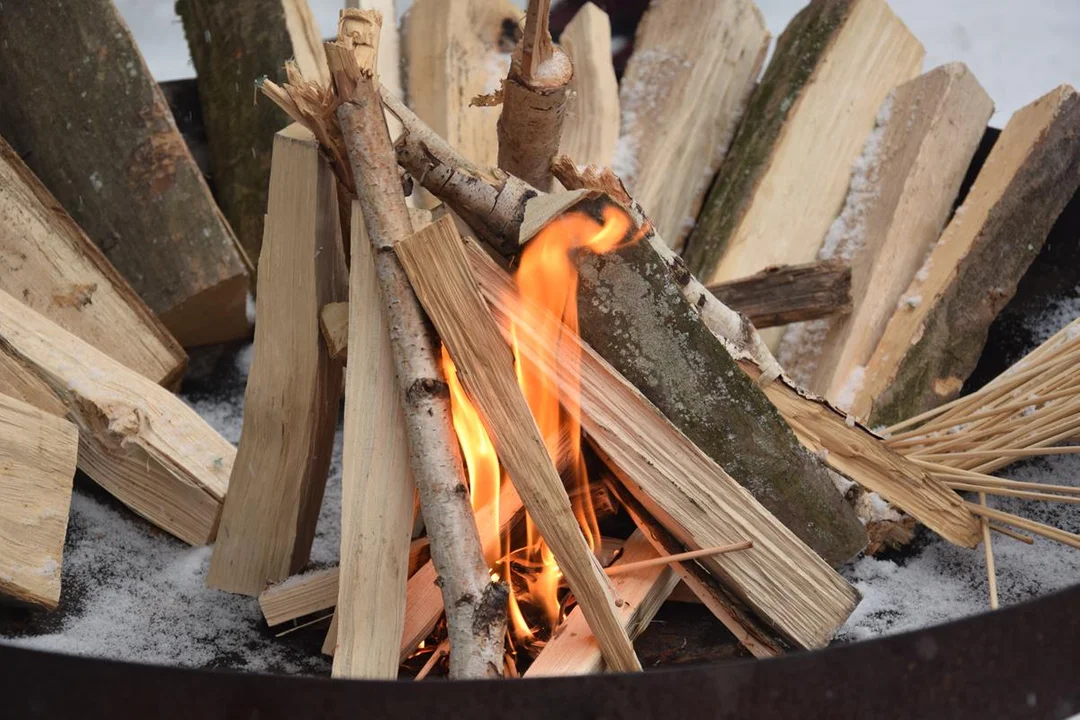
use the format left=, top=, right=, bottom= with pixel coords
left=440, top=204, right=638, bottom=650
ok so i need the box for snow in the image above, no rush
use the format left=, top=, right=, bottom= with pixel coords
left=834, top=365, right=866, bottom=412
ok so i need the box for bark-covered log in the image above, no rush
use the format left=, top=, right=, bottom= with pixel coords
left=707, top=261, right=852, bottom=329
left=0, top=0, right=252, bottom=347
left=176, top=0, right=329, bottom=266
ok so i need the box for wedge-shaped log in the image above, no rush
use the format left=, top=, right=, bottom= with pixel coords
left=0, top=0, right=252, bottom=347
left=463, top=239, right=861, bottom=651
left=557, top=3, right=619, bottom=167
left=396, top=215, right=641, bottom=672
left=208, top=125, right=346, bottom=595
left=526, top=531, right=679, bottom=676
left=320, top=302, right=350, bottom=361
left=684, top=0, right=924, bottom=292
left=176, top=0, right=329, bottom=264
left=853, top=85, right=1080, bottom=424
left=616, top=0, right=768, bottom=248
left=0, top=291, right=233, bottom=545
left=708, top=261, right=852, bottom=329
left=405, top=0, right=519, bottom=171
left=0, top=393, right=77, bottom=610
left=0, top=136, right=186, bottom=388
left=330, top=198, right=414, bottom=679
left=779, top=64, right=993, bottom=401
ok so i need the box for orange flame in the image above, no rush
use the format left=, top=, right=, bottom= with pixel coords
left=441, top=204, right=638, bottom=648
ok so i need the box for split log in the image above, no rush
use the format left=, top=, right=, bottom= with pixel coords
left=707, top=261, right=852, bottom=329
left=326, top=13, right=507, bottom=679
left=396, top=215, right=640, bottom=672
left=0, top=291, right=234, bottom=545
left=0, top=393, right=77, bottom=610
left=405, top=0, right=519, bottom=172
left=207, top=125, right=347, bottom=596
left=496, top=0, right=572, bottom=191
left=779, top=64, right=994, bottom=401
left=330, top=198, right=415, bottom=679
left=557, top=3, right=619, bottom=167
left=464, top=239, right=861, bottom=650
left=526, top=530, right=679, bottom=676
left=0, top=136, right=186, bottom=388
left=176, top=0, right=329, bottom=265
left=320, top=302, right=350, bottom=361
left=552, top=161, right=983, bottom=550
left=853, top=85, right=1080, bottom=425
left=0, top=0, right=252, bottom=347
left=606, top=478, right=784, bottom=658
left=683, top=0, right=924, bottom=296
left=615, top=0, right=768, bottom=248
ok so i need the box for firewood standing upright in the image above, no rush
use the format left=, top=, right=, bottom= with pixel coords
left=778, top=64, right=994, bottom=401
left=615, top=0, right=769, bottom=248
left=324, top=10, right=507, bottom=679
left=557, top=3, right=619, bottom=167
left=207, top=124, right=347, bottom=596
left=0, top=0, right=252, bottom=348
left=0, top=137, right=186, bottom=388
left=683, top=0, right=924, bottom=304
left=176, top=0, right=330, bottom=265
left=0, top=393, right=77, bottom=610
left=494, top=0, right=572, bottom=191
left=854, top=84, right=1080, bottom=425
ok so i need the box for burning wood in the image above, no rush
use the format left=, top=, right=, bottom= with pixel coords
left=0, top=393, right=76, bottom=610
left=208, top=124, right=347, bottom=596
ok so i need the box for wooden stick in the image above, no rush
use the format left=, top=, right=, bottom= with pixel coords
left=946, top=483, right=1080, bottom=505
left=980, top=492, right=999, bottom=610
left=0, top=136, right=186, bottom=389
left=496, top=0, right=571, bottom=191
left=526, top=531, right=679, bottom=676
left=989, top=523, right=1034, bottom=545
left=557, top=3, right=619, bottom=167
left=616, top=0, right=768, bottom=248
left=707, top=261, right=853, bottom=329
left=0, top=291, right=233, bottom=545
left=330, top=199, right=416, bottom=679
left=464, top=237, right=860, bottom=650
left=396, top=214, right=640, bottom=672
left=965, top=503, right=1080, bottom=550
left=0, top=0, right=252, bottom=347
left=0, top=393, right=77, bottom=609
left=414, top=639, right=449, bottom=681
left=917, top=447, right=1080, bottom=462
left=208, top=124, right=347, bottom=597
left=325, top=10, right=507, bottom=680
left=604, top=541, right=753, bottom=576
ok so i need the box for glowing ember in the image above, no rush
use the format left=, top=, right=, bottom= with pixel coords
left=440, top=204, right=638, bottom=651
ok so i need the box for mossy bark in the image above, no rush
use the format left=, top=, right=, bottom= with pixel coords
left=0, top=0, right=251, bottom=348
left=176, top=0, right=297, bottom=268
left=575, top=201, right=866, bottom=567
left=681, top=0, right=853, bottom=278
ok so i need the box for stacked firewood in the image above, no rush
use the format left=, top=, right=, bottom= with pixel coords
left=1, top=0, right=1079, bottom=682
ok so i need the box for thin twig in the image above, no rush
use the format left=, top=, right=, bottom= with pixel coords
left=604, top=541, right=753, bottom=576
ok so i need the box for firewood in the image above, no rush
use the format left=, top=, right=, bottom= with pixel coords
left=396, top=215, right=641, bottom=672
left=853, top=85, right=1080, bottom=425
left=326, top=12, right=508, bottom=679
left=607, top=479, right=784, bottom=658
left=320, top=302, right=350, bottom=361
left=551, top=162, right=983, bottom=549
left=0, top=393, right=77, bottom=610
left=616, top=0, right=768, bottom=249
left=0, top=291, right=233, bottom=546
left=349, top=0, right=402, bottom=109
left=463, top=239, right=861, bottom=651
left=176, top=0, right=329, bottom=265
left=0, top=136, right=186, bottom=388
left=683, top=0, right=924, bottom=301
left=330, top=198, right=415, bottom=679
left=405, top=0, right=519, bottom=171
left=495, top=0, right=572, bottom=191
left=779, top=64, right=994, bottom=401
left=707, top=261, right=853, bottom=329
left=557, top=3, right=619, bottom=167
left=207, top=125, right=347, bottom=596
left=526, top=531, right=678, bottom=676
left=0, top=0, right=252, bottom=347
